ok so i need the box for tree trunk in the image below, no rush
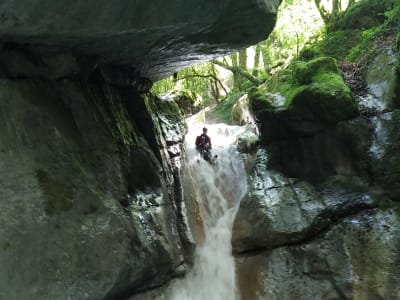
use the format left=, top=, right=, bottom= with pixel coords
left=213, top=59, right=262, bottom=87
left=253, top=44, right=262, bottom=77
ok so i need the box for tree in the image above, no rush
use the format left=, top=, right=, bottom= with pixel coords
left=213, top=48, right=262, bottom=88
left=253, top=43, right=263, bottom=77
left=314, top=0, right=356, bottom=27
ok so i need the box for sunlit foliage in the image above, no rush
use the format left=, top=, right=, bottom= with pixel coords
left=261, top=0, right=325, bottom=73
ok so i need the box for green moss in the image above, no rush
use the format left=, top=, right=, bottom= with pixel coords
left=36, top=169, right=73, bottom=214
left=248, top=87, right=273, bottom=111
left=207, top=90, right=243, bottom=123
left=317, top=30, right=362, bottom=61
left=298, top=47, right=321, bottom=61
left=333, top=0, right=387, bottom=31
left=292, top=57, right=339, bottom=85
left=265, top=57, right=358, bottom=124
left=346, top=27, right=381, bottom=62
left=266, top=67, right=293, bottom=94
left=396, top=32, right=400, bottom=50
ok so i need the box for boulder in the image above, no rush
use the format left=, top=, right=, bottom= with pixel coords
left=253, top=57, right=359, bottom=144
left=232, top=94, right=253, bottom=125
left=236, top=130, right=259, bottom=154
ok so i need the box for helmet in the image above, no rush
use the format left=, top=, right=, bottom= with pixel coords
left=203, top=127, right=208, bottom=133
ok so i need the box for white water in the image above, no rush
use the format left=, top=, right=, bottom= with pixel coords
left=168, top=121, right=248, bottom=300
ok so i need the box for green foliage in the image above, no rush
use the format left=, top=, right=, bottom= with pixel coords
left=383, top=0, right=400, bottom=29
left=346, top=27, right=380, bottom=62
left=331, top=0, right=388, bottom=31
left=261, top=0, right=324, bottom=72
left=265, top=66, right=295, bottom=100
left=207, top=90, right=244, bottom=123
left=151, top=76, right=175, bottom=95
left=151, top=62, right=219, bottom=106
left=298, top=47, right=321, bottom=61
left=302, top=0, right=399, bottom=65
left=316, top=30, right=361, bottom=61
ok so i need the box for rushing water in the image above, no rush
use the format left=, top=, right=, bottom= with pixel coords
left=168, top=121, right=248, bottom=300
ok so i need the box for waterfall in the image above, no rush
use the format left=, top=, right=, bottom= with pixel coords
left=168, top=122, right=248, bottom=300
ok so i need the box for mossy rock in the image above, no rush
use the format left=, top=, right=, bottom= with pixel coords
left=317, top=30, right=362, bottom=61
left=333, top=0, right=388, bottom=31
left=256, top=57, right=358, bottom=143
left=290, top=57, right=358, bottom=120
left=298, top=47, right=321, bottom=61
left=154, top=93, right=185, bottom=123
left=288, top=79, right=358, bottom=123
left=286, top=57, right=358, bottom=122
left=292, top=57, right=339, bottom=86
left=248, top=87, right=273, bottom=112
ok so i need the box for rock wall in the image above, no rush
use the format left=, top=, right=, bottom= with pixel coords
left=233, top=38, right=400, bottom=299
left=0, top=47, right=192, bottom=300
left=0, top=1, right=282, bottom=299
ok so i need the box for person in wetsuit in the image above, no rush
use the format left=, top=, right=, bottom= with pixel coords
left=195, top=127, right=212, bottom=161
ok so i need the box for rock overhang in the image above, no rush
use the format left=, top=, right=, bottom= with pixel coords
left=0, top=0, right=281, bottom=80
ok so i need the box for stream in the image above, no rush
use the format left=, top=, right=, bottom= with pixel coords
left=168, top=121, right=248, bottom=300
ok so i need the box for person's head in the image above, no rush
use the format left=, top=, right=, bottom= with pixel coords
left=203, top=127, right=208, bottom=134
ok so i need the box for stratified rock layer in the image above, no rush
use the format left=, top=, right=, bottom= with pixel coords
left=0, top=0, right=281, bottom=79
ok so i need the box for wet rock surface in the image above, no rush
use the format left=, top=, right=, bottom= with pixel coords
left=0, top=0, right=281, bottom=80
left=233, top=149, right=377, bottom=253
left=234, top=37, right=400, bottom=299
left=0, top=48, right=190, bottom=299
left=237, top=207, right=400, bottom=300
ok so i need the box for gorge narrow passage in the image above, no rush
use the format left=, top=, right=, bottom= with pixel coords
left=168, top=121, right=248, bottom=300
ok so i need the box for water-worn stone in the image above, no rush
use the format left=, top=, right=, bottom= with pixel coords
left=232, top=94, right=259, bottom=126
left=236, top=207, right=400, bottom=300
left=360, top=46, right=399, bottom=110
left=236, top=130, right=259, bottom=154
left=0, top=0, right=281, bottom=80
left=232, top=149, right=376, bottom=253
left=265, top=117, right=373, bottom=181
left=0, top=75, right=189, bottom=299
left=369, top=110, right=400, bottom=200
